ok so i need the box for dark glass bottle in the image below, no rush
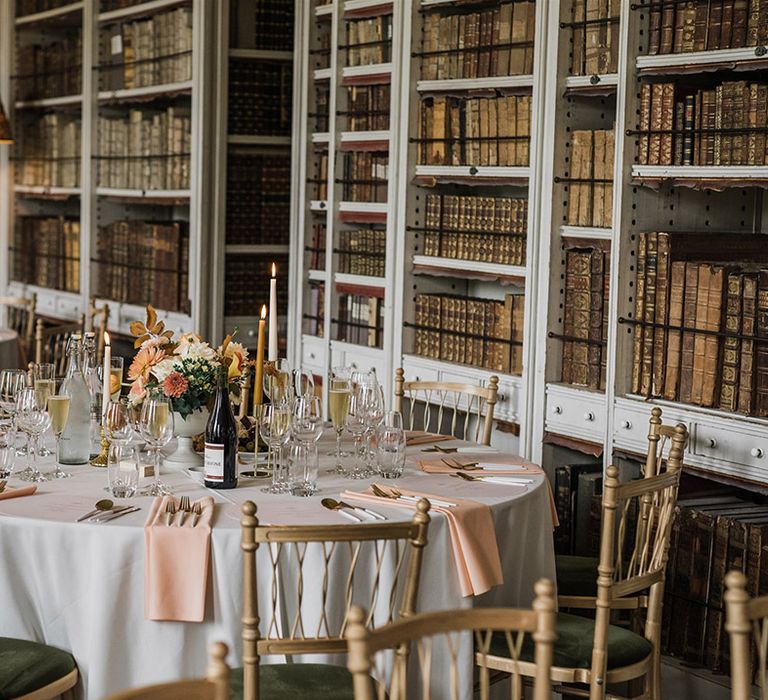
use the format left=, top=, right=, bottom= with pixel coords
left=204, top=365, right=238, bottom=489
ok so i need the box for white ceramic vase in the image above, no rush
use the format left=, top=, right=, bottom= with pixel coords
left=164, top=409, right=209, bottom=468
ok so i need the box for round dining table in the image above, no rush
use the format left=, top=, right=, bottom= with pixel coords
left=0, top=432, right=556, bottom=700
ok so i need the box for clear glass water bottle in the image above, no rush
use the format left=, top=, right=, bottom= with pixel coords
left=59, top=334, right=92, bottom=465
left=82, top=332, right=102, bottom=457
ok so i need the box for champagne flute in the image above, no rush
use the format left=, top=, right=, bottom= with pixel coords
left=345, top=387, right=368, bottom=479
left=329, top=377, right=350, bottom=473
left=361, top=380, right=385, bottom=476
left=15, top=387, right=50, bottom=483
left=138, top=395, right=175, bottom=496
left=105, top=400, right=137, bottom=497
left=45, top=392, right=71, bottom=479
left=259, top=403, right=291, bottom=494
left=33, top=363, right=55, bottom=457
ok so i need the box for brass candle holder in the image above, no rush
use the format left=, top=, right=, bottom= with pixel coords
left=90, top=424, right=110, bottom=467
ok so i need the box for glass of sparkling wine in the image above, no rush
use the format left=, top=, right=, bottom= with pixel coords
left=329, top=377, right=350, bottom=474
left=33, top=363, right=56, bottom=409
left=138, top=395, right=174, bottom=496
left=46, top=392, right=71, bottom=479
left=259, top=403, right=292, bottom=494
left=109, top=357, right=124, bottom=401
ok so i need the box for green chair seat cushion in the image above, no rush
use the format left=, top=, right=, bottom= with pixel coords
left=556, top=554, right=599, bottom=597
left=490, top=612, right=653, bottom=671
left=229, top=663, right=356, bottom=700
left=0, top=637, right=76, bottom=700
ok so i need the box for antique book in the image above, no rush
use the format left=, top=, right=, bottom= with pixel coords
left=652, top=232, right=670, bottom=396
left=660, top=0, right=676, bottom=53
left=631, top=232, right=648, bottom=394
left=592, top=130, right=606, bottom=228
left=719, top=271, right=744, bottom=411
left=638, top=83, right=652, bottom=164
left=572, top=0, right=586, bottom=74
left=701, top=265, right=726, bottom=406
left=679, top=262, right=700, bottom=404
left=693, top=1, right=710, bottom=50
left=664, top=261, right=687, bottom=400
left=720, top=0, right=735, bottom=48
left=690, top=264, right=712, bottom=405
left=756, top=269, right=768, bottom=416
left=509, top=1, right=528, bottom=75
left=640, top=233, right=658, bottom=396
left=737, top=272, right=759, bottom=413
left=648, top=83, right=664, bottom=165
left=709, top=0, right=724, bottom=49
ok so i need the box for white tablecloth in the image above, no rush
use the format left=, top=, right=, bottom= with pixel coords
left=0, top=435, right=555, bottom=699
left=0, top=328, right=20, bottom=370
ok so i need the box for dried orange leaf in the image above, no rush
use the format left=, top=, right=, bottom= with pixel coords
left=146, top=305, right=158, bottom=329
left=129, top=321, right=146, bottom=337
left=152, top=321, right=165, bottom=335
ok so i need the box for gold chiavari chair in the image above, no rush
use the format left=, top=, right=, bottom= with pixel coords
left=34, top=317, right=84, bottom=377
left=236, top=498, right=431, bottom=700
left=346, top=579, right=557, bottom=700
left=557, top=408, right=689, bottom=610
left=394, top=367, right=499, bottom=446
left=726, top=570, right=768, bottom=700
left=104, top=642, right=230, bottom=700
left=0, top=293, right=36, bottom=366
left=478, top=464, right=682, bottom=700
left=83, top=299, right=110, bottom=363
left=0, top=637, right=77, bottom=700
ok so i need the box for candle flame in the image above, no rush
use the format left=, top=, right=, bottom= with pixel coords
left=271, top=262, right=276, bottom=278
left=104, top=331, right=111, bottom=346
left=260, top=305, right=267, bottom=319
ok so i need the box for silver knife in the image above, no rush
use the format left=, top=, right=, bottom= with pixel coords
left=90, top=507, right=141, bottom=524
left=339, top=500, right=386, bottom=521
left=79, top=505, right=134, bottom=522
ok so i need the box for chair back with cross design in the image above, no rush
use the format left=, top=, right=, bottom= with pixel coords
left=394, top=368, right=499, bottom=446
left=0, top=293, right=36, bottom=366
left=240, top=499, right=431, bottom=700
left=34, top=317, right=84, bottom=377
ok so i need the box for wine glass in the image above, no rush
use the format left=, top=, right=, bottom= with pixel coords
left=33, top=363, right=55, bottom=457
left=292, top=395, right=323, bottom=445
left=45, top=391, right=71, bottom=479
left=105, top=400, right=137, bottom=497
left=264, top=359, right=292, bottom=407
left=376, top=410, right=406, bottom=479
left=15, top=387, right=51, bottom=483
left=361, top=380, right=385, bottom=476
left=293, top=367, right=315, bottom=400
left=259, top=403, right=291, bottom=494
left=329, top=376, right=350, bottom=473
left=0, top=369, right=26, bottom=422
left=0, top=424, right=16, bottom=479
left=138, top=395, right=175, bottom=496
left=345, top=386, right=368, bottom=479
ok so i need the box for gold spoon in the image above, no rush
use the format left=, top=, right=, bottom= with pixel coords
left=77, top=499, right=114, bottom=522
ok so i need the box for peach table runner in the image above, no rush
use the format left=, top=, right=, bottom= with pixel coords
left=144, top=495, right=214, bottom=622
left=342, top=483, right=503, bottom=597
left=0, top=485, right=37, bottom=501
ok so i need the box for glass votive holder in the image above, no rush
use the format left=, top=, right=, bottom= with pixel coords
left=107, top=445, right=139, bottom=498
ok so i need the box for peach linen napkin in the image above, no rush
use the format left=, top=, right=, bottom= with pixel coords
left=418, top=456, right=560, bottom=529
left=341, top=484, right=503, bottom=597
left=144, top=495, right=214, bottom=622
left=0, top=485, right=37, bottom=500
left=405, top=431, right=455, bottom=447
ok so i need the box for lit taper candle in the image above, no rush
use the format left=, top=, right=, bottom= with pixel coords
left=268, top=263, right=278, bottom=361
left=101, top=332, right=111, bottom=420
left=254, top=305, right=266, bottom=409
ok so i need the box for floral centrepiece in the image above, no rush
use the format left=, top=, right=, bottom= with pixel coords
left=128, top=305, right=248, bottom=419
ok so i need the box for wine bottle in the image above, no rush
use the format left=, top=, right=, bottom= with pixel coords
left=204, top=364, right=238, bottom=489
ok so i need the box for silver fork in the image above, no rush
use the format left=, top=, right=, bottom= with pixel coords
left=165, top=498, right=177, bottom=526
left=191, top=501, right=202, bottom=527
left=371, top=484, right=396, bottom=499
left=178, top=495, right=191, bottom=526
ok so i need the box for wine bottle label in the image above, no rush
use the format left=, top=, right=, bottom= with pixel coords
left=204, top=443, right=224, bottom=482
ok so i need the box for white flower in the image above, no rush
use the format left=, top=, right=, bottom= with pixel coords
left=175, top=332, right=215, bottom=361
left=150, top=357, right=179, bottom=382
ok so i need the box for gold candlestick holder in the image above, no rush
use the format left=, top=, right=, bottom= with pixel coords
left=90, top=425, right=110, bottom=467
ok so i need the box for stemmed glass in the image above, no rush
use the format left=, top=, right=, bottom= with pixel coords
left=105, top=400, right=137, bottom=497
left=0, top=369, right=26, bottom=423
left=328, top=376, right=350, bottom=473
left=0, top=424, right=16, bottom=479
left=345, top=386, right=368, bottom=479
left=259, top=403, right=292, bottom=494
left=264, top=359, right=292, bottom=407
left=292, top=395, right=323, bottom=444
left=138, top=394, right=175, bottom=496
left=33, top=364, right=55, bottom=457
left=361, top=380, right=385, bottom=476
left=290, top=396, right=322, bottom=496
left=45, top=391, right=71, bottom=479
left=293, top=367, right=315, bottom=400
left=15, top=387, right=51, bottom=483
